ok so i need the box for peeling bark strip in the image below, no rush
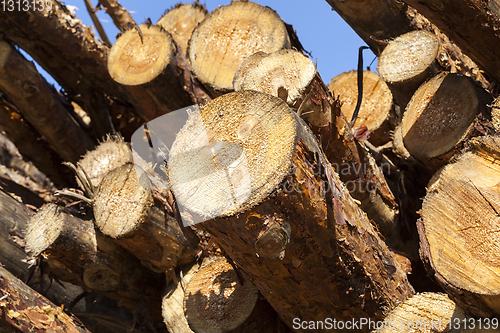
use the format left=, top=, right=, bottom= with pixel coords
left=420, top=136, right=500, bottom=317
left=0, top=266, right=91, bottom=333
left=108, top=24, right=195, bottom=120
left=157, top=3, right=207, bottom=56
left=0, top=41, right=94, bottom=163
left=167, top=91, right=413, bottom=331
left=99, top=0, right=136, bottom=32
left=188, top=0, right=291, bottom=92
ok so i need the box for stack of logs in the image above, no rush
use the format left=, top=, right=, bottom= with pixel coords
left=0, top=0, right=499, bottom=332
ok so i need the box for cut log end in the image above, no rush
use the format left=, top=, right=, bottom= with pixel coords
left=328, top=70, right=393, bottom=131
left=402, top=72, right=478, bottom=158
left=378, top=30, right=439, bottom=84
left=157, top=3, right=207, bottom=55
left=188, top=1, right=290, bottom=90
left=78, top=135, right=133, bottom=188
left=232, top=51, right=268, bottom=91
left=183, top=256, right=259, bottom=333
left=93, top=163, right=153, bottom=238
left=422, top=136, right=500, bottom=315
left=108, top=24, right=174, bottom=86
left=25, top=204, right=65, bottom=257
left=234, top=49, right=316, bottom=107
left=168, top=90, right=296, bottom=219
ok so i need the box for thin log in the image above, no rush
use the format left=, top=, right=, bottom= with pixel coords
left=157, top=2, right=208, bottom=56
left=108, top=24, right=199, bottom=120
left=377, top=30, right=440, bottom=109
left=328, top=70, right=394, bottom=145
left=402, top=0, right=500, bottom=83
left=0, top=266, right=91, bottom=333
left=420, top=136, right=500, bottom=317
left=92, top=163, right=200, bottom=273
left=188, top=0, right=291, bottom=92
left=167, top=90, right=414, bottom=329
left=0, top=40, right=95, bottom=163
left=99, top=0, right=136, bottom=32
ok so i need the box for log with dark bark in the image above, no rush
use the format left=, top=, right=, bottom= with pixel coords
left=0, top=40, right=95, bottom=163
left=0, top=266, right=92, bottom=332
left=188, top=0, right=291, bottom=93
left=167, top=90, right=414, bottom=330
left=420, top=136, right=500, bottom=317
left=327, top=70, right=394, bottom=146
left=402, top=0, right=500, bottom=84
left=157, top=3, right=208, bottom=56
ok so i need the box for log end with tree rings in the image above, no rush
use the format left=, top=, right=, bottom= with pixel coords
left=157, top=3, right=207, bottom=55
left=328, top=70, right=393, bottom=133
left=378, top=30, right=439, bottom=85
left=188, top=1, right=291, bottom=91
left=376, top=293, right=466, bottom=333
left=183, top=256, right=259, bottom=333
left=93, top=163, right=153, bottom=238
left=401, top=72, right=478, bottom=158
left=421, top=136, right=500, bottom=316
left=233, top=49, right=316, bottom=107
left=78, top=135, right=132, bottom=188
left=168, top=90, right=296, bottom=220
left=232, top=51, right=268, bottom=91
left=108, top=24, right=174, bottom=86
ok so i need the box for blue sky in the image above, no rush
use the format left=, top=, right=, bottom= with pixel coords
left=55, top=0, right=377, bottom=85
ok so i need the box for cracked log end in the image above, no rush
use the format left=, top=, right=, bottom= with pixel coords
left=93, top=163, right=153, bottom=238
left=157, top=3, right=207, bottom=55
left=188, top=0, right=290, bottom=91
left=328, top=70, right=393, bottom=132
left=168, top=90, right=296, bottom=219
left=401, top=72, right=478, bottom=158
left=233, top=49, right=316, bottom=107
left=108, top=24, right=174, bottom=86
left=183, top=256, right=259, bottom=333
left=421, top=136, right=500, bottom=316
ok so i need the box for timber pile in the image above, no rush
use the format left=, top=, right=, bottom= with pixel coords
left=0, top=0, right=500, bottom=332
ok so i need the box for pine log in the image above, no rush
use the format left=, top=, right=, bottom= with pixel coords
left=188, top=0, right=291, bottom=92
left=157, top=3, right=208, bottom=56
left=108, top=24, right=196, bottom=118
left=402, top=0, right=500, bottom=83
left=77, top=135, right=133, bottom=188
left=0, top=40, right=95, bottom=163
left=183, top=257, right=259, bottom=333
left=167, top=90, right=414, bottom=329
left=24, top=203, right=164, bottom=313
left=376, top=293, right=468, bottom=333
left=93, top=163, right=199, bottom=273
left=233, top=49, right=316, bottom=109
left=99, top=0, right=136, bottom=31
left=328, top=70, right=394, bottom=145
left=0, top=266, right=91, bottom=333
left=0, top=94, right=72, bottom=187
left=420, top=136, right=500, bottom=317
left=233, top=51, right=407, bottom=256
left=401, top=72, right=478, bottom=161
left=377, top=30, right=440, bottom=109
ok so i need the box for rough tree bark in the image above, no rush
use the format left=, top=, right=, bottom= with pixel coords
left=167, top=90, right=414, bottom=331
